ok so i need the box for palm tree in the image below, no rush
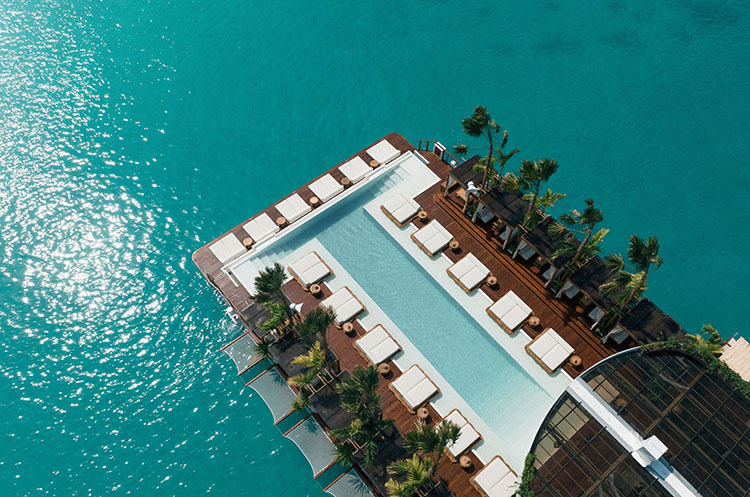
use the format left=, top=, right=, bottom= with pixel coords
left=687, top=324, right=723, bottom=355
left=253, top=337, right=272, bottom=359
left=526, top=189, right=566, bottom=216
left=386, top=454, right=434, bottom=497
left=258, top=301, right=286, bottom=333
left=253, top=263, right=289, bottom=316
left=452, top=106, right=500, bottom=190
left=332, top=440, right=356, bottom=467
left=294, top=305, right=337, bottom=350
left=404, top=419, right=460, bottom=475
left=288, top=341, right=326, bottom=395
left=457, top=129, right=521, bottom=186
left=599, top=235, right=663, bottom=331
left=502, top=158, right=560, bottom=229
left=550, top=199, right=607, bottom=285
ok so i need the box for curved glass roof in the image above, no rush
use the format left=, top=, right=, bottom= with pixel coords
left=527, top=348, right=750, bottom=497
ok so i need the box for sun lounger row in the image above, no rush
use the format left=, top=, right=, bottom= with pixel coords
left=389, top=364, right=439, bottom=414
left=287, top=251, right=332, bottom=288
left=470, top=455, right=517, bottom=497
left=447, top=253, right=490, bottom=293
left=487, top=290, right=532, bottom=334
left=525, top=328, right=574, bottom=374
left=321, top=286, right=366, bottom=326
left=354, top=325, right=401, bottom=365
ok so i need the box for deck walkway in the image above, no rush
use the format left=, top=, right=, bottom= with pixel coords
left=193, top=133, right=635, bottom=497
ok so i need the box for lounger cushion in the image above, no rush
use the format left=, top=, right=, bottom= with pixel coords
left=588, top=306, right=604, bottom=322
left=288, top=252, right=331, bottom=287
left=367, top=139, right=400, bottom=165
left=276, top=193, right=312, bottom=223
left=392, top=365, right=437, bottom=410
left=413, top=221, right=452, bottom=255
left=561, top=281, right=580, bottom=298
left=473, top=457, right=516, bottom=497
left=339, top=156, right=371, bottom=183
left=209, top=233, right=246, bottom=263
left=242, top=213, right=280, bottom=244
left=309, top=174, right=344, bottom=202
left=445, top=410, right=480, bottom=458
left=382, top=193, right=420, bottom=224
left=529, top=328, right=574, bottom=372
left=321, top=287, right=364, bottom=324
left=356, top=325, right=400, bottom=364
left=489, top=291, right=532, bottom=331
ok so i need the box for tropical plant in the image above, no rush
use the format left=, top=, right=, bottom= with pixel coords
left=686, top=324, right=724, bottom=355
left=525, top=189, right=566, bottom=217
left=332, top=440, right=356, bottom=467
left=517, top=454, right=537, bottom=497
left=253, top=263, right=289, bottom=316
left=253, top=337, right=272, bottom=359
left=502, top=158, right=560, bottom=229
left=598, top=235, right=663, bottom=331
left=291, top=391, right=309, bottom=412
left=404, top=419, right=460, bottom=475
left=459, top=129, right=521, bottom=188
left=258, top=301, right=286, bottom=332
left=550, top=199, right=608, bottom=284
left=453, top=106, right=501, bottom=190
left=386, top=454, right=434, bottom=497
left=294, top=305, right=337, bottom=350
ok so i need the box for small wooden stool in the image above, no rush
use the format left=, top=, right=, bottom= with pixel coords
left=417, top=210, right=428, bottom=222
left=276, top=216, right=287, bottom=228
left=459, top=455, right=472, bottom=469
left=528, top=315, right=540, bottom=327
left=242, top=237, right=253, bottom=249
left=309, top=283, right=321, bottom=296
left=341, top=177, right=351, bottom=188
left=417, top=407, right=430, bottom=421
left=378, top=363, right=390, bottom=375
left=449, top=239, right=460, bottom=252
left=309, top=196, right=320, bottom=208
left=343, top=322, right=355, bottom=334
left=369, top=159, right=379, bottom=168
left=570, top=355, right=582, bottom=367
left=487, top=275, right=498, bottom=287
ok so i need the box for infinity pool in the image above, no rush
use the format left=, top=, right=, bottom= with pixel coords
left=243, top=169, right=555, bottom=464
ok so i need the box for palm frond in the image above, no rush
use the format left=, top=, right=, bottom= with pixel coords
left=452, top=144, right=468, bottom=155
left=603, top=253, right=625, bottom=273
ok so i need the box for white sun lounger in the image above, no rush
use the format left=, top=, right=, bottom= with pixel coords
left=339, top=156, right=371, bottom=184
left=516, top=240, right=536, bottom=261
left=276, top=193, right=312, bottom=223
left=470, top=455, right=517, bottom=497
left=209, top=233, right=246, bottom=263
left=411, top=220, right=453, bottom=256
left=366, top=139, right=400, bottom=165
left=447, top=253, right=490, bottom=293
left=321, top=286, right=366, bottom=325
left=444, top=409, right=481, bottom=461
left=389, top=365, right=439, bottom=414
left=242, top=213, right=280, bottom=246
left=487, top=290, right=533, bottom=334
left=287, top=251, right=332, bottom=288
left=309, top=174, right=344, bottom=203
left=526, top=328, right=574, bottom=374
left=381, top=193, right=420, bottom=227
left=354, top=325, right=401, bottom=365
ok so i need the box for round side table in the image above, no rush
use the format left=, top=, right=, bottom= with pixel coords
left=417, top=210, right=428, bottom=222
left=487, top=275, right=498, bottom=287
left=528, top=316, right=540, bottom=327
left=343, top=322, right=355, bottom=334
left=369, top=159, right=379, bottom=168
left=309, top=283, right=321, bottom=296
left=242, top=237, right=253, bottom=249
left=276, top=216, right=287, bottom=228
left=417, top=407, right=430, bottom=421
left=570, top=355, right=582, bottom=367
left=341, top=177, right=351, bottom=188
left=309, top=196, right=320, bottom=208
left=459, top=455, right=472, bottom=469
left=378, top=363, right=390, bottom=375
left=449, top=240, right=460, bottom=252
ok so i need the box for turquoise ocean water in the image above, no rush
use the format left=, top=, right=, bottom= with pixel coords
left=1, top=1, right=747, bottom=495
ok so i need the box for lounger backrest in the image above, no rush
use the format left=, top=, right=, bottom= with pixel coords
left=473, top=457, right=514, bottom=497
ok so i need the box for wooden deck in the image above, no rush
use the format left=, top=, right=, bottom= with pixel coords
left=192, top=133, right=634, bottom=497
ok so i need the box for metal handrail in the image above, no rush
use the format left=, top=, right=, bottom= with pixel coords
left=417, top=140, right=464, bottom=166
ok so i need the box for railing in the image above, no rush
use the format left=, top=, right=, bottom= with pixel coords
left=417, top=140, right=464, bottom=167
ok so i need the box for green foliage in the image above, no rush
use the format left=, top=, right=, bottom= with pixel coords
left=503, top=158, right=560, bottom=229
left=293, top=305, right=337, bottom=348
left=386, top=454, right=434, bottom=497
left=516, top=454, right=536, bottom=497
left=686, top=324, right=724, bottom=355
left=333, top=440, right=356, bottom=467
left=253, top=263, right=287, bottom=309
left=453, top=144, right=469, bottom=155
left=291, top=341, right=326, bottom=370
left=404, top=419, right=460, bottom=469
left=259, top=301, right=286, bottom=332
left=253, top=337, right=271, bottom=359
left=455, top=105, right=503, bottom=190
left=641, top=339, right=750, bottom=399
left=291, top=392, right=310, bottom=412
